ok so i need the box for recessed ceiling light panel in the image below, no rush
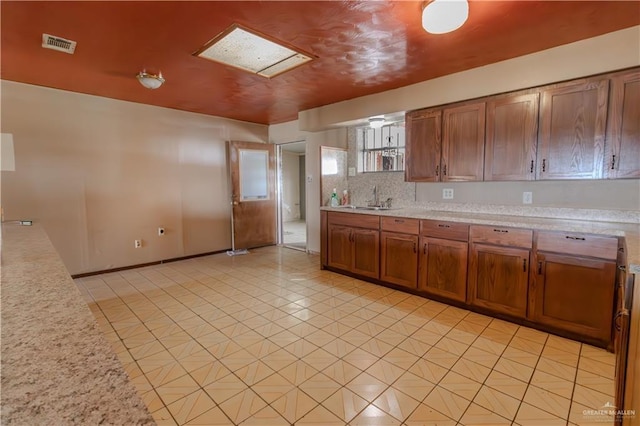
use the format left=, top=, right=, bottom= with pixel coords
left=195, top=25, right=314, bottom=78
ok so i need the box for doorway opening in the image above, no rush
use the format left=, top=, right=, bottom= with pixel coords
left=277, top=141, right=306, bottom=251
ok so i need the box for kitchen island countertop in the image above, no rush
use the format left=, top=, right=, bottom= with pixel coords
left=1, top=222, right=154, bottom=425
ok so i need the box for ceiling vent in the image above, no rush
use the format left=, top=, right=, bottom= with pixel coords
left=42, top=33, right=76, bottom=54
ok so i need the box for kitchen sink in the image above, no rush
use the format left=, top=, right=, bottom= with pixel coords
left=335, top=205, right=395, bottom=211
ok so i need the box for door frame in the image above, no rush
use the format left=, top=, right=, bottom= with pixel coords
left=276, top=140, right=307, bottom=251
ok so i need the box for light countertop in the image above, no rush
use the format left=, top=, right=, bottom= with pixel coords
left=322, top=206, right=640, bottom=274
left=0, top=222, right=154, bottom=424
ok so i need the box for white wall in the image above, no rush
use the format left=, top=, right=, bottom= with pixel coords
left=1, top=81, right=268, bottom=274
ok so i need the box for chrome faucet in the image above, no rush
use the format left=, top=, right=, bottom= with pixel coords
left=369, top=185, right=379, bottom=207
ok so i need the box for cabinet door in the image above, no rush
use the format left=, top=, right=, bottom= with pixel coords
left=381, top=232, right=418, bottom=288
left=538, top=79, right=609, bottom=179
left=485, top=93, right=539, bottom=181
left=442, top=102, right=486, bottom=181
left=352, top=228, right=380, bottom=279
left=605, top=70, right=640, bottom=179
left=405, top=110, right=442, bottom=182
left=532, top=252, right=615, bottom=344
left=418, top=237, right=468, bottom=303
left=321, top=210, right=328, bottom=268
left=327, top=225, right=352, bottom=271
left=469, top=243, right=530, bottom=318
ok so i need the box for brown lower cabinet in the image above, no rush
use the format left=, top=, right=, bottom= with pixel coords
left=380, top=217, right=419, bottom=288
left=327, top=212, right=380, bottom=279
left=418, top=220, right=469, bottom=303
left=468, top=226, right=532, bottom=319
left=531, top=231, right=618, bottom=346
left=323, top=211, right=621, bottom=349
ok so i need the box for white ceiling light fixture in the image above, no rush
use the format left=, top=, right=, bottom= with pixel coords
left=369, top=116, right=386, bottom=129
left=195, top=24, right=315, bottom=78
left=422, top=0, right=469, bottom=34
left=136, top=71, right=165, bottom=89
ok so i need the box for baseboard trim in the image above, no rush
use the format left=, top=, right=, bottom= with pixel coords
left=71, top=249, right=230, bottom=279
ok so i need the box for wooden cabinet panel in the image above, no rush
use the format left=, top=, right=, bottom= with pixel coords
left=381, top=231, right=418, bottom=288
left=469, top=243, right=530, bottom=318
left=420, top=220, right=469, bottom=241
left=470, top=225, right=532, bottom=249
left=605, top=70, right=640, bottom=179
left=537, top=231, right=618, bottom=260
left=531, top=252, right=615, bottom=344
left=419, top=237, right=468, bottom=303
left=327, top=225, right=353, bottom=271
left=538, top=79, right=609, bottom=179
left=405, top=110, right=442, bottom=182
left=442, top=102, right=486, bottom=181
left=381, top=217, right=419, bottom=234
left=328, top=211, right=380, bottom=229
left=352, top=228, right=380, bottom=279
left=485, top=93, right=539, bottom=181
left=320, top=210, right=328, bottom=267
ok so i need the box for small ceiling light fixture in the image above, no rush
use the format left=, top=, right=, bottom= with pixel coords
left=369, top=116, right=386, bottom=129
left=422, top=0, right=469, bottom=34
left=136, top=71, right=165, bottom=89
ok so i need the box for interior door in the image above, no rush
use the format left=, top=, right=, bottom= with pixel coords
left=228, top=141, right=276, bottom=250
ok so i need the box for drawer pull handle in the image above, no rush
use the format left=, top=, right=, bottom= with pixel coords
left=443, top=164, right=447, bottom=176
left=423, top=243, right=427, bottom=255
left=435, top=165, right=439, bottom=176
left=413, top=242, right=417, bottom=253
left=530, top=159, right=534, bottom=173
left=565, top=236, right=586, bottom=241
left=538, top=261, right=543, bottom=275
left=542, top=158, right=546, bottom=172
left=394, top=219, right=405, bottom=223
left=493, top=229, right=509, bottom=233
left=437, top=224, right=451, bottom=228
left=611, top=154, right=616, bottom=170
left=523, top=258, right=527, bottom=272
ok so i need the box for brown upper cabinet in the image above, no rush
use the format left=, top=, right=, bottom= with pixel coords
left=538, top=78, right=609, bottom=179
left=405, top=102, right=485, bottom=182
left=605, top=70, right=640, bottom=179
left=442, top=102, right=486, bottom=181
left=405, top=68, right=639, bottom=183
left=405, top=110, right=442, bottom=182
left=485, top=93, right=539, bottom=181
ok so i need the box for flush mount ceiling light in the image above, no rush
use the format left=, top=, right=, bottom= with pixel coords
left=422, top=0, right=469, bottom=34
left=136, top=71, right=165, bottom=89
left=369, top=116, right=386, bottom=129
left=194, top=24, right=315, bottom=78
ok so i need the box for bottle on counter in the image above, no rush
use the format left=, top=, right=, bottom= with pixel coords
left=342, top=189, right=349, bottom=206
left=330, top=188, right=339, bottom=207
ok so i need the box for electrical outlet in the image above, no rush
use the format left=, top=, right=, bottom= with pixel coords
left=348, top=167, right=356, bottom=177
left=158, top=227, right=165, bottom=236
left=522, top=191, right=533, bottom=204
left=442, top=188, right=454, bottom=199
left=134, top=239, right=142, bottom=248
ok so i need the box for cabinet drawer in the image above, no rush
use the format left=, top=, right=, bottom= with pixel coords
left=470, top=225, right=532, bottom=248
left=421, top=220, right=469, bottom=241
left=381, top=217, right=419, bottom=234
left=328, top=212, right=380, bottom=229
left=537, top=231, right=618, bottom=260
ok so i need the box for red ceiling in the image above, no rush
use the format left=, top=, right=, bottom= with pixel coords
left=1, top=1, right=638, bottom=125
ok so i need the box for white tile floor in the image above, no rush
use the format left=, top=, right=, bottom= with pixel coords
left=283, top=219, right=306, bottom=250
left=75, top=246, right=617, bottom=425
